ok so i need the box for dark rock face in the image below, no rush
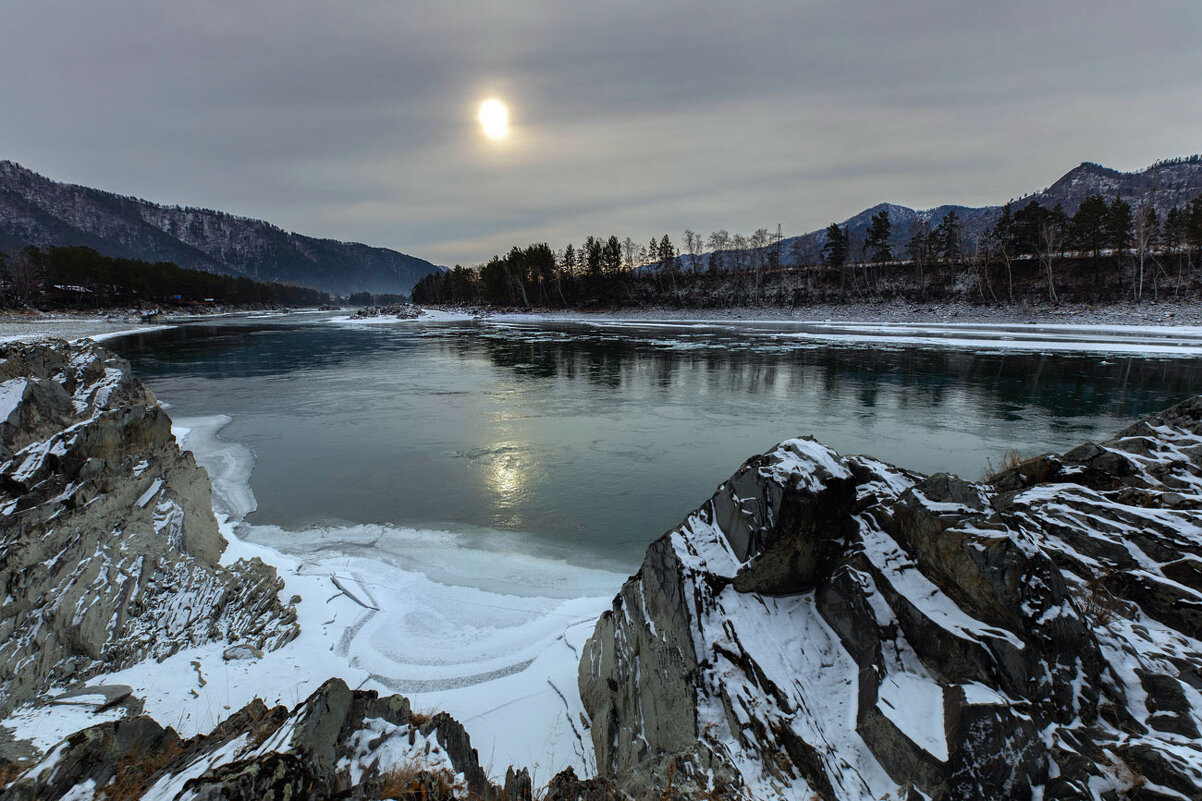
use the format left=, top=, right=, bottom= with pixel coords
left=0, top=340, right=298, bottom=717
left=0, top=679, right=535, bottom=801
left=581, top=400, right=1202, bottom=800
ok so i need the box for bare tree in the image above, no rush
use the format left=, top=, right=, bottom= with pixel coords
left=1038, top=215, right=1065, bottom=304
left=731, top=233, right=748, bottom=272
left=622, top=237, right=637, bottom=272
left=707, top=230, right=730, bottom=274
left=1133, top=203, right=1159, bottom=301
left=682, top=229, right=703, bottom=274
left=7, top=248, right=43, bottom=305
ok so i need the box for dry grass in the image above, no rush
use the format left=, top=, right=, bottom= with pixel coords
left=1081, top=571, right=1133, bottom=627
left=0, top=760, right=29, bottom=786
left=100, top=738, right=186, bottom=801
left=983, top=448, right=1027, bottom=480
left=982, top=448, right=1052, bottom=483
left=378, top=759, right=463, bottom=801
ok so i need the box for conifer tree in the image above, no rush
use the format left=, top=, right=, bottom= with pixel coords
left=865, top=210, right=892, bottom=264
left=821, top=224, right=848, bottom=268
left=1106, top=198, right=1133, bottom=293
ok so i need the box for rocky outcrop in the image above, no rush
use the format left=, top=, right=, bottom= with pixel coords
left=581, top=398, right=1202, bottom=800
left=0, top=678, right=538, bottom=801
left=0, top=340, right=297, bottom=717
left=351, top=303, right=422, bottom=320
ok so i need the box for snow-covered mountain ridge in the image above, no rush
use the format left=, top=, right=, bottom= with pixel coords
left=779, top=156, right=1202, bottom=262
left=0, top=161, right=441, bottom=295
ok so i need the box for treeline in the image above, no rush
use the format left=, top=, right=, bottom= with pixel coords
left=826, top=193, right=1202, bottom=303
left=413, top=193, right=1202, bottom=308
left=0, top=246, right=332, bottom=309
left=347, top=291, right=408, bottom=306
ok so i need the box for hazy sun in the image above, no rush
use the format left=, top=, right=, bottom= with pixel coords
left=478, top=99, right=509, bottom=140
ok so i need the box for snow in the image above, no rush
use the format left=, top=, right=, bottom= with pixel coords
left=337, top=717, right=460, bottom=786
left=764, top=437, right=853, bottom=491
left=858, top=520, right=1025, bottom=650
left=87, top=324, right=175, bottom=342
left=959, top=682, right=1010, bottom=707
left=0, top=377, right=28, bottom=422
left=693, top=578, right=897, bottom=799
left=141, top=734, right=249, bottom=801
left=876, top=672, right=948, bottom=761
left=468, top=314, right=1202, bottom=358
left=135, top=478, right=163, bottom=508
left=327, top=308, right=476, bottom=327
left=59, top=779, right=98, bottom=800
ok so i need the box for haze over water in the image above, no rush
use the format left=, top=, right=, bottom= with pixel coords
left=111, top=315, right=1202, bottom=572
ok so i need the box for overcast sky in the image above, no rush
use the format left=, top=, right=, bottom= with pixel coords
left=3, top=1, right=1200, bottom=266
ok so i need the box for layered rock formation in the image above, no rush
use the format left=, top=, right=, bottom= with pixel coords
left=581, top=399, right=1202, bottom=799
left=0, top=340, right=297, bottom=717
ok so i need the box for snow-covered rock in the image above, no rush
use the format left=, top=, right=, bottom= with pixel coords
left=0, top=678, right=531, bottom=801
left=581, top=398, right=1202, bottom=800
left=0, top=340, right=298, bottom=718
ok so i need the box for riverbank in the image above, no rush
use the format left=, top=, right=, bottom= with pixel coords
left=0, top=307, right=333, bottom=344
left=453, top=297, right=1202, bottom=327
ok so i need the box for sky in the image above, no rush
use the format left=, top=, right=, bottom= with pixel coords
left=2, top=1, right=1200, bottom=267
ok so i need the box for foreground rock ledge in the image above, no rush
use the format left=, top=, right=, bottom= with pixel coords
left=0, top=340, right=298, bottom=717
left=581, top=397, right=1202, bottom=800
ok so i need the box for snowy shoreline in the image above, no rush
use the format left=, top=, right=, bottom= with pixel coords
left=453, top=297, right=1202, bottom=327
left=4, top=413, right=617, bottom=780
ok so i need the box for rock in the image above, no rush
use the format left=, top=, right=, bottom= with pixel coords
left=0, top=717, right=180, bottom=801
left=222, top=645, right=264, bottom=661
left=544, top=766, right=624, bottom=801
left=0, top=679, right=514, bottom=801
left=580, top=396, right=1202, bottom=800
left=47, top=684, right=134, bottom=711
left=351, top=302, right=422, bottom=320
left=0, top=340, right=299, bottom=717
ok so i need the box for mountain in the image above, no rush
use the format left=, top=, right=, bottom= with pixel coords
left=778, top=155, right=1202, bottom=264
left=0, top=161, right=441, bottom=296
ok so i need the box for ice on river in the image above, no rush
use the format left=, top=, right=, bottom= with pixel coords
left=5, top=414, right=622, bottom=780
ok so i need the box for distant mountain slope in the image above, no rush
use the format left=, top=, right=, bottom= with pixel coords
left=779, top=155, right=1202, bottom=263
left=0, top=161, right=441, bottom=295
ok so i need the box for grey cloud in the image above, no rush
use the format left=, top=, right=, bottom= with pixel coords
left=1, top=0, right=1199, bottom=266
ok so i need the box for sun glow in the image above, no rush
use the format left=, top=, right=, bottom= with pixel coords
left=478, top=99, right=509, bottom=140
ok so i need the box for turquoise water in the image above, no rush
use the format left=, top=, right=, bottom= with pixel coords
left=110, top=315, right=1202, bottom=571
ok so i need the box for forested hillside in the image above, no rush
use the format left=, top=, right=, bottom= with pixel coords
left=0, top=245, right=331, bottom=309
left=0, top=161, right=441, bottom=295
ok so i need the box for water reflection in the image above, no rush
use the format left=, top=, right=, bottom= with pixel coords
left=115, top=319, right=1202, bottom=429
left=109, top=317, right=1202, bottom=571
left=463, top=330, right=1197, bottom=425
